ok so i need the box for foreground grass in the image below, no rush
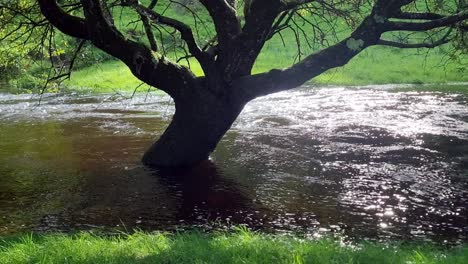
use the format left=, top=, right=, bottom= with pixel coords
left=1, top=230, right=467, bottom=264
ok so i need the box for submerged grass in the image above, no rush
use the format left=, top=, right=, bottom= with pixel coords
left=1, top=230, right=467, bottom=264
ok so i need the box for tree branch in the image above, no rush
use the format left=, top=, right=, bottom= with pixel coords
left=243, top=0, right=282, bottom=39
left=72, top=0, right=197, bottom=98
left=280, top=0, right=314, bottom=11
left=37, top=0, right=89, bottom=39
left=141, top=15, right=158, bottom=52
left=132, top=3, right=211, bottom=67
left=387, top=10, right=468, bottom=31
left=198, top=0, right=241, bottom=47
left=216, top=0, right=283, bottom=78
left=378, top=36, right=451, bottom=48
left=394, top=11, right=445, bottom=20
left=233, top=1, right=398, bottom=100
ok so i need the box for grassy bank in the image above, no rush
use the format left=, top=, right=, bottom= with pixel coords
left=2, top=0, right=467, bottom=94
left=1, top=230, right=467, bottom=264
left=61, top=46, right=467, bottom=93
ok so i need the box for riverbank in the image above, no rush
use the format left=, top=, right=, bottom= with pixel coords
left=3, top=45, right=467, bottom=95
left=59, top=46, right=467, bottom=94
left=1, top=230, right=467, bottom=264
left=2, top=0, right=467, bottom=95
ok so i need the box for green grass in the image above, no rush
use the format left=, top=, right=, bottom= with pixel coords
left=392, top=83, right=468, bottom=94
left=62, top=58, right=204, bottom=93
left=1, top=230, right=468, bottom=264
left=63, top=60, right=148, bottom=93
left=62, top=46, right=468, bottom=93
left=2, top=0, right=467, bottom=94
left=55, top=0, right=467, bottom=93
left=311, top=47, right=467, bottom=85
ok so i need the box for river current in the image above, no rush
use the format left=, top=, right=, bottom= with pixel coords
left=0, top=85, right=467, bottom=243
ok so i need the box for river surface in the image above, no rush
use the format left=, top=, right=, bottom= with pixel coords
left=0, top=85, right=467, bottom=243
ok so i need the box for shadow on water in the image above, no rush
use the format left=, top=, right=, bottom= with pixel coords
left=46, top=160, right=265, bottom=234
left=0, top=85, right=468, bottom=244
left=153, top=161, right=269, bottom=230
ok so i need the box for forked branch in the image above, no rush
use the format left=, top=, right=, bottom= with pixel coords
left=38, top=0, right=198, bottom=98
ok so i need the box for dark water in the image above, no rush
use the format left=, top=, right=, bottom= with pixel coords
left=0, top=85, right=467, bottom=243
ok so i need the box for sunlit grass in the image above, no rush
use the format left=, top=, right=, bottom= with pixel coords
left=63, top=45, right=468, bottom=94
left=63, top=58, right=205, bottom=93
left=392, top=83, right=468, bottom=94
left=255, top=45, right=467, bottom=85
left=4, top=0, right=465, bottom=94
left=1, top=230, right=468, bottom=264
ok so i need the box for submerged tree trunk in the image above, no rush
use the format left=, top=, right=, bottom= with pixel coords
left=38, top=0, right=466, bottom=169
left=142, top=86, right=245, bottom=167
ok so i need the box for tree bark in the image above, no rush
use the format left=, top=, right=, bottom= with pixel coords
left=36, top=0, right=467, bottom=169
left=142, top=87, right=245, bottom=167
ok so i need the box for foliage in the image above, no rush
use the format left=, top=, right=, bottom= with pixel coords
left=0, top=1, right=39, bottom=79
left=0, top=0, right=117, bottom=89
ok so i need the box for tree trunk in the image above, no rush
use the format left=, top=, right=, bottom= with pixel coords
left=142, top=89, right=244, bottom=168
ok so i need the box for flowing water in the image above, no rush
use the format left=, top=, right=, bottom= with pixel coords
left=0, top=85, right=467, bottom=243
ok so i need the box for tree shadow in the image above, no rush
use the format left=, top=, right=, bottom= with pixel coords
left=153, top=160, right=267, bottom=229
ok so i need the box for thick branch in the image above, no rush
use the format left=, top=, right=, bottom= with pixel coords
left=233, top=39, right=367, bottom=101
left=37, top=0, right=89, bottom=39
left=388, top=10, right=468, bottom=31
left=232, top=0, right=466, bottom=101
left=141, top=15, right=158, bottom=52
left=78, top=0, right=196, bottom=98
left=280, top=0, right=314, bottom=11
left=216, top=0, right=283, bottom=78
left=377, top=38, right=450, bottom=48
left=148, top=0, right=159, bottom=9
left=234, top=13, right=387, bottom=101
left=243, top=0, right=282, bottom=38
left=378, top=28, right=454, bottom=48
left=198, top=0, right=241, bottom=46
left=394, top=11, right=445, bottom=20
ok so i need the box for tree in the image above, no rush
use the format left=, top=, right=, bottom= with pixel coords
left=3, top=0, right=468, bottom=167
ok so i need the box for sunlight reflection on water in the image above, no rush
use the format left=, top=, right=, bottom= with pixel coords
left=0, top=85, right=467, bottom=243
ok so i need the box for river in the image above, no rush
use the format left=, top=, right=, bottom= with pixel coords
left=0, top=85, right=467, bottom=244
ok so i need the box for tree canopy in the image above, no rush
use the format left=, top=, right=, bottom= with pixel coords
left=0, top=1, right=466, bottom=93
